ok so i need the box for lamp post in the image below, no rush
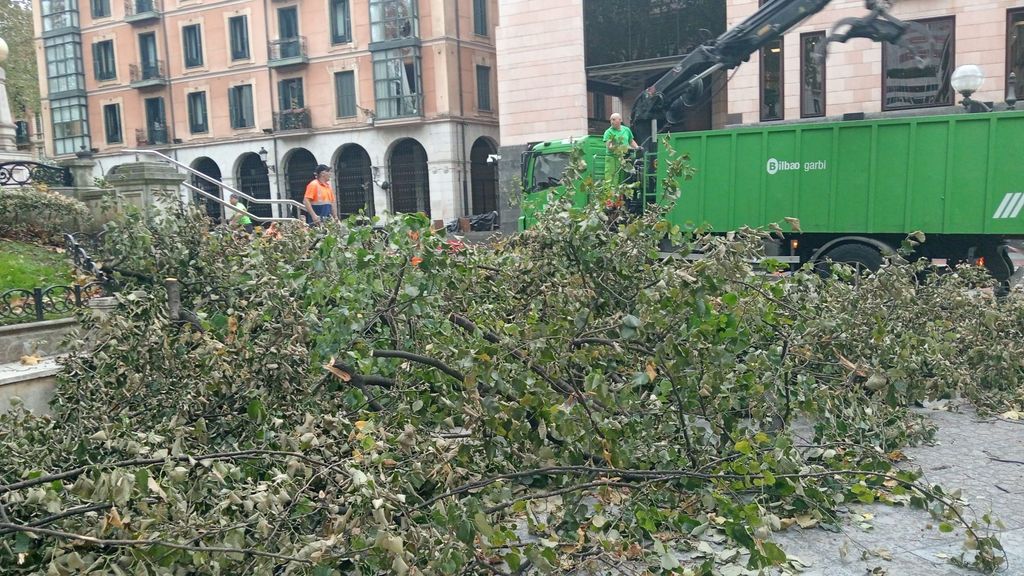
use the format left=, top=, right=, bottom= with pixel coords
left=1008, top=72, right=1018, bottom=110
left=951, top=64, right=988, bottom=113
left=258, top=146, right=276, bottom=173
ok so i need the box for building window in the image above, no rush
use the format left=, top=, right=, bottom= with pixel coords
left=800, top=32, right=825, bottom=118
left=183, top=24, right=203, bottom=68
left=279, top=78, right=304, bottom=109
left=1008, top=9, right=1024, bottom=106
left=103, top=103, right=121, bottom=144
left=91, top=0, right=109, bottom=18
left=373, top=46, right=422, bottom=119
left=476, top=65, right=491, bottom=111
left=331, top=0, right=351, bottom=44
left=92, top=40, right=116, bottom=81
left=229, top=15, right=250, bottom=61
left=369, top=0, right=417, bottom=43
left=44, top=34, right=85, bottom=96
left=473, top=0, right=487, bottom=36
left=335, top=71, right=356, bottom=117
left=50, top=96, right=90, bottom=155
left=187, top=91, right=208, bottom=133
left=591, top=91, right=606, bottom=120
left=760, top=38, right=783, bottom=121
left=882, top=17, right=954, bottom=111
left=41, top=0, right=80, bottom=32
left=229, top=84, right=254, bottom=128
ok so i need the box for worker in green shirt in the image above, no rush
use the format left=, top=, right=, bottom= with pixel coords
left=229, top=194, right=254, bottom=234
left=602, top=113, right=640, bottom=185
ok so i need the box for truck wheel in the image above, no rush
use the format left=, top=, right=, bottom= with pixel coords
left=816, top=243, right=883, bottom=277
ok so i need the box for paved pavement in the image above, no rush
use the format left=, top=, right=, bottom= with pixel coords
left=770, top=405, right=1024, bottom=575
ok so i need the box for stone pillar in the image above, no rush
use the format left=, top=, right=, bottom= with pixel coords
left=0, top=36, right=29, bottom=160
left=106, top=161, right=187, bottom=217
left=62, top=157, right=98, bottom=188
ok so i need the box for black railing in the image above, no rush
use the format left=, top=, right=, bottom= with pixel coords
left=269, top=36, right=308, bottom=61
left=135, top=126, right=168, bottom=146
left=0, top=284, right=105, bottom=324
left=129, top=61, right=167, bottom=84
left=0, top=233, right=113, bottom=326
left=124, top=0, right=160, bottom=18
left=274, top=108, right=311, bottom=131
left=0, top=161, right=73, bottom=188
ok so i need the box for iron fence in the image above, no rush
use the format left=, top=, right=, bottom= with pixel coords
left=130, top=61, right=168, bottom=84
left=269, top=36, right=307, bottom=61
left=274, top=108, right=311, bottom=131
left=0, top=232, right=116, bottom=324
left=0, top=283, right=105, bottom=323
left=125, top=0, right=161, bottom=17
left=0, top=161, right=73, bottom=188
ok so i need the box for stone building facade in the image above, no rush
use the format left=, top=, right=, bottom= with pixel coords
left=32, top=0, right=501, bottom=223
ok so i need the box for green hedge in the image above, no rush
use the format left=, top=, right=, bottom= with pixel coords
left=0, top=186, right=90, bottom=245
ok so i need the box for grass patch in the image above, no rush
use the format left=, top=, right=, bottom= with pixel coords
left=0, top=239, right=74, bottom=291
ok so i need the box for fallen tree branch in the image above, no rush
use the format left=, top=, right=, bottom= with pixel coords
left=0, top=502, right=113, bottom=536
left=449, top=313, right=574, bottom=398
left=0, top=523, right=311, bottom=564
left=1, top=449, right=328, bottom=496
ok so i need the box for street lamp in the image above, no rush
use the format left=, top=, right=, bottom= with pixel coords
left=951, top=65, right=990, bottom=113
left=258, top=146, right=276, bottom=173
left=1007, top=72, right=1018, bottom=110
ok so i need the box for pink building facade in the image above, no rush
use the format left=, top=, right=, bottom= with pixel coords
left=34, top=0, right=500, bottom=223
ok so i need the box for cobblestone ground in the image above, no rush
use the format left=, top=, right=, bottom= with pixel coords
left=770, top=405, right=1024, bottom=576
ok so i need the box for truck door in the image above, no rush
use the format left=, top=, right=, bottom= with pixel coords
left=519, top=151, right=572, bottom=230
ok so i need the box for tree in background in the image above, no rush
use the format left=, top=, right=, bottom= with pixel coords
left=0, top=0, right=40, bottom=118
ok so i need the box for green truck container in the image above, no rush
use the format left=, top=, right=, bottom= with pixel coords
left=520, top=110, right=1024, bottom=281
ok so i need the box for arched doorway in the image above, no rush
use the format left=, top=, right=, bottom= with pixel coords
left=237, top=153, right=272, bottom=220
left=389, top=139, right=430, bottom=216
left=191, top=157, right=223, bottom=223
left=470, top=138, right=498, bottom=215
left=334, top=144, right=374, bottom=218
left=283, top=148, right=318, bottom=218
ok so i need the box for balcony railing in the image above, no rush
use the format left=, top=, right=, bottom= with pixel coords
left=129, top=61, right=168, bottom=88
left=125, top=0, right=161, bottom=22
left=135, top=126, right=168, bottom=146
left=268, top=36, right=308, bottom=68
left=274, top=108, right=311, bottom=131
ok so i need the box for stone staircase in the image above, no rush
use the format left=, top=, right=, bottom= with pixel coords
left=0, top=318, right=76, bottom=415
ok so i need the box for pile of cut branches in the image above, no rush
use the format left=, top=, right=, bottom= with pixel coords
left=1, top=161, right=1021, bottom=575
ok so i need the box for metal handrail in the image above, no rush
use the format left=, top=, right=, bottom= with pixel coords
left=123, top=148, right=310, bottom=216
left=182, top=181, right=301, bottom=223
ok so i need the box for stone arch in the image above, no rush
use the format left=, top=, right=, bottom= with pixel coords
left=389, top=138, right=430, bottom=216
left=282, top=148, right=319, bottom=213
left=469, top=137, right=498, bottom=215
left=190, top=157, right=223, bottom=222
left=333, top=144, right=374, bottom=218
left=235, top=153, right=272, bottom=220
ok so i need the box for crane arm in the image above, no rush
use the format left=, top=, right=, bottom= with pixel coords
left=631, top=0, right=912, bottom=143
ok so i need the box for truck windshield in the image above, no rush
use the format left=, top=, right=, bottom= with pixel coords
left=531, top=153, right=571, bottom=191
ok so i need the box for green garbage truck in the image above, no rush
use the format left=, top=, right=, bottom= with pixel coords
left=517, top=0, right=1024, bottom=281
left=519, top=110, right=1024, bottom=280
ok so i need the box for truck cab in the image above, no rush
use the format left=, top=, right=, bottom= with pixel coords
left=518, top=136, right=608, bottom=231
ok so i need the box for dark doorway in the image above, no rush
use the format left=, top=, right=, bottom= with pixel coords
left=390, top=139, right=430, bottom=216
left=469, top=138, right=498, bottom=215
left=335, top=144, right=374, bottom=218
left=284, top=148, right=317, bottom=218
left=237, top=153, right=272, bottom=220
left=191, top=157, right=222, bottom=222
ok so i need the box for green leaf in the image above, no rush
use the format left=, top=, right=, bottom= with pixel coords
left=939, top=522, right=954, bottom=533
